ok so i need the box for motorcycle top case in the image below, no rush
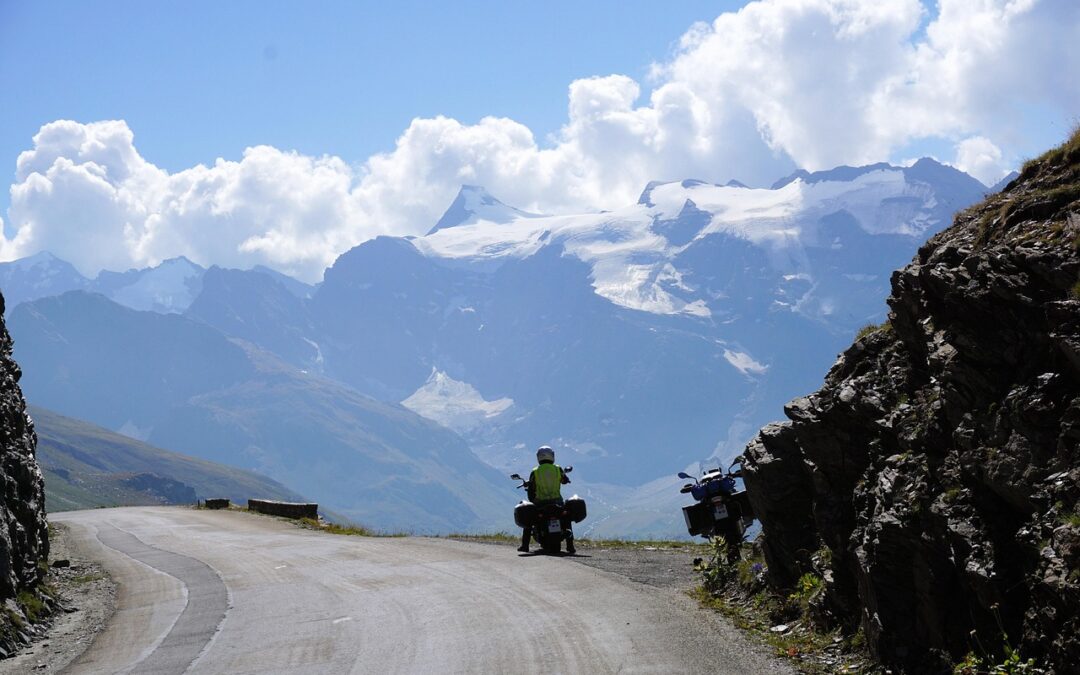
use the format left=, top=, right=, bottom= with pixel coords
left=690, top=476, right=736, bottom=502
left=565, top=495, right=587, bottom=523
left=514, top=500, right=537, bottom=529
left=682, top=501, right=714, bottom=537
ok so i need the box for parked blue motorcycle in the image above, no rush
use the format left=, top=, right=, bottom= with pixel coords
left=677, top=459, right=753, bottom=562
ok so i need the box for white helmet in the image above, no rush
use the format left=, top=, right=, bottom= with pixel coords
left=536, top=445, right=555, bottom=463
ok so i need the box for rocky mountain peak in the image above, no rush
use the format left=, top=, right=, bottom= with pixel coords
left=741, top=131, right=1080, bottom=672
left=427, top=185, right=539, bottom=235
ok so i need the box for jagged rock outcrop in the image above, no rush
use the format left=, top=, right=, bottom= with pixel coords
left=118, top=472, right=197, bottom=504
left=742, top=133, right=1080, bottom=673
left=0, top=291, right=49, bottom=657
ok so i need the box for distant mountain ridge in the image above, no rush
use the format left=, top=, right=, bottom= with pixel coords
left=32, top=405, right=306, bottom=511
left=10, top=292, right=515, bottom=531
left=0, top=254, right=315, bottom=316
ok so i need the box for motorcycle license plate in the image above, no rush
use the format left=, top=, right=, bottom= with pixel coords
left=548, top=518, right=561, bottom=532
left=713, top=504, right=729, bottom=520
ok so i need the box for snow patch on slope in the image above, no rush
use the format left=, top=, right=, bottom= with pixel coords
left=401, top=369, right=513, bottom=434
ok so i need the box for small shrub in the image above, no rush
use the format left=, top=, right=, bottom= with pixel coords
left=736, top=558, right=768, bottom=591
left=789, top=572, right=823, bottom=612
left=696, top=538, right=739, bottom=593
left=954, top=647, right=1044, bottom=674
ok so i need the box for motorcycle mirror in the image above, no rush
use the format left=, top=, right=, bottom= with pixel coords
left=677, top=472, right=694, bottom=480
left=564, top=466, right=573, bottom=473
left=510, top=473, right=521, bottom=480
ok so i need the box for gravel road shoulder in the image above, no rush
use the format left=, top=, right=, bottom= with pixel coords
left=0, top=522, right=116, bottom=675
left=449, top=536, right=709, bottom=591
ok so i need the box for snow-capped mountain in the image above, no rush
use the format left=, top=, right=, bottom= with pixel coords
left=0, top=251, right=89, bottom=309
left=94, top=256, right=206, bottom=313
left=413, top=159, right=981, bottom=324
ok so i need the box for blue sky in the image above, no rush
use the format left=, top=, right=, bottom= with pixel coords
left=1, top=0, right=1077, bottom=279
left=0, top=1, right=739, bottom=206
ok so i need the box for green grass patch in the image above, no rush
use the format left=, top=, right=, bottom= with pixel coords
left=3, top=605, right=25, bottom=631
left=297, top=517, right=373, bottom=536
left=1069, top=279, right=1080, bottom=301
left=1022, top=125, right=1080, bottom=175
left=855, top=321, right=892, bottom=341
left=689, top=586, right=862, bottom=673
left=16, top=589, right=48, bottom=624
left=691, top=539, right=873, bottom=673
left=446, top=532, right=519, bottom=544
left=944, top=487, right=964, bottom=503
left=295, top=516, right=408, bottom=538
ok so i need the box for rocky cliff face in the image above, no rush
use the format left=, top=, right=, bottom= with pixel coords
left=742, top=132, right=1080, bottom=673
left=0, top=291, right=49, bottom=657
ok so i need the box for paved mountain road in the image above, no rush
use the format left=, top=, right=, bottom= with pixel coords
left=53, top=507, right=792, bottom=674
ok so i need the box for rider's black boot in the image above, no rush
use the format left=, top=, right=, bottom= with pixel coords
left=518, top=527, right=530, bottom=553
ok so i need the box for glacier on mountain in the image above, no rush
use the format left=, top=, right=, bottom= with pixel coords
left=412, top=162, right=963, bottom=319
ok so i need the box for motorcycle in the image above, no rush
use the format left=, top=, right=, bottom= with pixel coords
left=510, top=466, right=587, bottom=555
left=677, top=459, right=754, bottom=562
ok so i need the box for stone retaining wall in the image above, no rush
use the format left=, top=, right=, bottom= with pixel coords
left=247, top=499, right=318, bottom=520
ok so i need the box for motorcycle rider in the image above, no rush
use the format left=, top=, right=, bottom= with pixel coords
left=518, top=445, right=574, bottom=554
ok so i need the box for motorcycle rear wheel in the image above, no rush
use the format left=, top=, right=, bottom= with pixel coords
left=540, top=535, right=562, bottom=555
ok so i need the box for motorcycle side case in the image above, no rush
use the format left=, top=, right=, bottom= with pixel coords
left=565, top=495, right=587, bottom=523
left=682, top=501, right=714, bottom=537
left=732, top=490, right=754, bottom=523
left=514, top=500, right=537, bottom=529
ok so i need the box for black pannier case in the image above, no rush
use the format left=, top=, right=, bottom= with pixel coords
left=565, top=495, right=587, bottom=523
left=514, top=500, right=537, bottom=528
left=682, top=501, right=713, bottom=536
left=732, top=490, right=754, bottom=523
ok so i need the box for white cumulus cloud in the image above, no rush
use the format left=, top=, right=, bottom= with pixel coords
left=3, top=0, right=1078, bottom=280
left=953, top=136, right=1008, bottom=186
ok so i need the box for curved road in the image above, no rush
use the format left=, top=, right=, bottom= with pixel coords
left=53, top=507, right=792, bottom=674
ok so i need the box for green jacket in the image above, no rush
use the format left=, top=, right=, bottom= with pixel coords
left=529, top=462, right=566, bottom=502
